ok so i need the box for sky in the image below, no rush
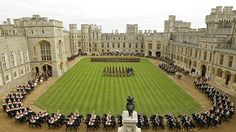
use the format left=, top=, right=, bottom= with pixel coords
left=0, top=0, right=235, bottom=32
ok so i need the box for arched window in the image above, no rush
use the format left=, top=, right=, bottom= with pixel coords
left=40, top=41, right=51, bottom=60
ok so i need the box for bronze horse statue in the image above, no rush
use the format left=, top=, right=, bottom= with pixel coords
left=126, top=96, right=135, bottom=117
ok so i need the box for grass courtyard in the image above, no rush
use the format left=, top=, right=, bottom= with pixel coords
left=34, top=57, right=202, bottom=115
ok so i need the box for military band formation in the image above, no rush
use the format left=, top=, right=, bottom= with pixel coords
left=103, top=67, right=135, bottom=77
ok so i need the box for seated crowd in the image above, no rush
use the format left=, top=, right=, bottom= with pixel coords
left=103, top=67, right=135, bottom=77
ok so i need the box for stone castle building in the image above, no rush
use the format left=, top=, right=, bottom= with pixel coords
left=0, top=6, right=236, bottom=91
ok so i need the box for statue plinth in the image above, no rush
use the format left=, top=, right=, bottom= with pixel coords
left=118, top=111, right=141, bottom=132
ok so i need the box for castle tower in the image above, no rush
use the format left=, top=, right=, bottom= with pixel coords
left=21, top=15, right=67, bottom=77
left=126, top=24, right=138, bottom=35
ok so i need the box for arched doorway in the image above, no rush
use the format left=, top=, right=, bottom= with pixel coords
left=189, top=60, right=192, bottom=68
left=60, top=62, right=64, bottom=73
left=200, top=64, right=207, bottom=77
left=225, top=71, right=231, bottom=85
left=148, top=51, right=152, bottom=57
left=78, top=49, right=82, bottom=55
left=35, top=67, right=39, bottom=74
left=42, top=64, right=52, bottom=77
left=156, top=51, right=161, bottom=58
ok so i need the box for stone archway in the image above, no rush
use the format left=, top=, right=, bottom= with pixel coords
left=148, top=51, right=152, bottom=57
left=224, top=71, right=231, bottom=85
left=200, top=64, right=207, bottom=77
left=156, top=51, right=161, bottom=58
left=35, top=67, right=39, bottom=74
left=78, top=49, right=82, bottom=55
left=42, top=64, right=52, bottom=77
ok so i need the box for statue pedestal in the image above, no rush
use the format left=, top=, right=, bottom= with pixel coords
left=118, top=111, right=141, bottom=132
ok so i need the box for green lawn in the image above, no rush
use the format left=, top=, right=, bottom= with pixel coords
left=34, top=57, right=202, bottom=116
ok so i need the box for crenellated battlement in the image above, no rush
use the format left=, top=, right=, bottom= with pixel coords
left=206, top=6, right=236, bottom=23
left=10, top=15, right=63, bottom=28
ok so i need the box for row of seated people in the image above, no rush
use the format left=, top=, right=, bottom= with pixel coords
left=159, top=63, right=177, bottom=74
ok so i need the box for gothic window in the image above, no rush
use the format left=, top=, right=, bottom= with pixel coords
left=40, top=41, right=51, bottom=61
left=148, top=43, right=152, bottom=49
left=157, top=44, right=161, bottom=50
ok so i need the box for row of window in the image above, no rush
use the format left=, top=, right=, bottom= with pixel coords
left=170, top=45, right=234, bottom=68
left=4, top=65, right=30, bottom=84
left=87, top=49, right=144, bottom=53
left=1, top=51, right=29, bottom=70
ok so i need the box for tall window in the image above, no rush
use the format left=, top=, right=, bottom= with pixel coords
left=123, top=43, right=125, bottom=48
left=10, top=51, right=15, bottom=67
left=18, top=51, right=23, bottom=64
left=148, top=43, right=152, bottom=49
left=1, top=53, right=7, bottom=69
left=195, top=50, right=198, bottom=58
left=135, top=43, right=138, bottom=48
left=33, top=47, right=36, bottom=57
left=129, top=43, right=132, bottom=48
left=40, top=41, right=51, bottom=60
left=203, top=51, right=207, bottom=60
left=190, top=49, right=192, bottom=57
left=209, top=52, right=212, bottom=62
left=157, top=44, right=161, bottom=50
left=220, top=54, right=224, bottom=65
left=228, top=56, right=233, bottom=67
